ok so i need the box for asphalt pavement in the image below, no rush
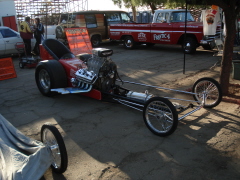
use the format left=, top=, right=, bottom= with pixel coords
left=0, top=43, right=240, bottom=180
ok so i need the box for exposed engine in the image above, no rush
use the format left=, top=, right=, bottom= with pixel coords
left=71, top=48, right=117, bottom=92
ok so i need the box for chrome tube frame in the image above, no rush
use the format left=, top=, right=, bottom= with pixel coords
left=116, top=79, right=201, bottom=104
left=113, top=98, right=144, bottom=111
left=115, top=79, right=207, bottom=121
left=178, top=106, right=203, bottom=121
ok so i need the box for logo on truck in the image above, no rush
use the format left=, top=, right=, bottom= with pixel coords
left=138, top=32, right=147, bottom=41
left=153, top=33, right=170, bottom=42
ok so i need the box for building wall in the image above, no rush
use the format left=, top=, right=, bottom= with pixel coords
left=0, top=0, right=17, bottom=28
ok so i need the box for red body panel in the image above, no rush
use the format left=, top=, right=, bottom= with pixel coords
left=39, top=44, right=54, bottom=60
left=38, top=27, right=103, bottom=100
left=65, top=28, right=92, bottom=55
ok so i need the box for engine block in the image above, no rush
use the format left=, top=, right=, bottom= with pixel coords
left=71, top=48, right=115, bottom=89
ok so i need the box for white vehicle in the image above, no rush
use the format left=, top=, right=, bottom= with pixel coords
left=0, top=26, right=35, bottom=57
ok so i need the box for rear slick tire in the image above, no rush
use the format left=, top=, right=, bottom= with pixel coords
left=35, top=60, right=67, bottom=97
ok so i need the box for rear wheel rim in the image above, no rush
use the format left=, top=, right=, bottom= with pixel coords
left=39, top=69, right=51, bottom=90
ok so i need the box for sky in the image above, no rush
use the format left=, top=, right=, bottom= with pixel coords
left=87, top=0, right=130, bottom=12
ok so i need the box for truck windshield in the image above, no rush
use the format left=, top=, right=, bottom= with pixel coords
left=121, top=13, right=132, bottom=23
left=170, top=12, right=194, bottom=22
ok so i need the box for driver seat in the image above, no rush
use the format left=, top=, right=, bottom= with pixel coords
left=42, top=39, right=75, bottom=60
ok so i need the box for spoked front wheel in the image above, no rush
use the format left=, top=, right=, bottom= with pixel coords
left=41, top=124, right=68, bottom=173
left=192, top=77, right=222, bottom=108
left=143, top=97, right=178, bottom=137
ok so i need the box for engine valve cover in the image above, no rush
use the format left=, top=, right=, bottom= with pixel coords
left=75, top=68, right=97, bottom=84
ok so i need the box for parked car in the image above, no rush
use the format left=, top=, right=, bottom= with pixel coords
left=0, top=26, right=35, bottom=57
left=55, top=10, right=133, bottom=47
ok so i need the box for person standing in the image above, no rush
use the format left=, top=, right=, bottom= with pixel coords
left=32, top=18, right=44, bottom=55
left=19, top=17, right=34, bottom=56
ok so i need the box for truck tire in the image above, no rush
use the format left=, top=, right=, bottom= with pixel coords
left=124, top=36, right=135, bottom=49
left=91, top=35, right=101, bottom=47
left=182, top=37, right=197, bottom=54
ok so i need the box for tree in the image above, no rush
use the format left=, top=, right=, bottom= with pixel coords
left=112, top=0, right=137, bottom=21
left=133, top=0, right=159, bottom=13
left=196, top=0, right=240, bottom=95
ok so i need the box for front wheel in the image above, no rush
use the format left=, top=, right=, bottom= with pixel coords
left=41, top=124, right=68, bottom=174
left=124, top=36, right=135, bottom=49
left=91, top=35, right=101, bottom=47
left=182, top=37, right=197, bottom=54
left=143, top=97, right=178, bottom=137
left=192, top=77, right=222, bottom=108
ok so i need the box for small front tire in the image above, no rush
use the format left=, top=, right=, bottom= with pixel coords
left=192, top=77, right=222, bottom=108
left=41, top=124, right=68, bottom=173
left=143, top=97, right=178, bottom=137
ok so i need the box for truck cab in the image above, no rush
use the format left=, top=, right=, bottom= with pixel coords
left=110, top=9, right=218, bottom=54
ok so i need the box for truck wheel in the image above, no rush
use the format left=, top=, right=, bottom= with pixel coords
left=35, top=60, right=67, bottom=97
left=182, top=37, right=197, bottom=54
left=124, top=36, right=135, bottom=49
left=91, top=35, right=101, bottom=47
left=143, top=97, right=178, bottom=137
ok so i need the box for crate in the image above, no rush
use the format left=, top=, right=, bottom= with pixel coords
left=232, top=60, right=240, bottom=80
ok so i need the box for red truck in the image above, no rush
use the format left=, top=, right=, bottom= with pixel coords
left=110, top=9, right=216, bottom=54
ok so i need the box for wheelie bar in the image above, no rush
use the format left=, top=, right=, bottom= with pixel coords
left=178, top=105, right=203, bottom=121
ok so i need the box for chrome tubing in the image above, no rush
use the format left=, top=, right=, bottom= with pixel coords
left=178, top=106, right=203, bottom=121
left=116, top=79, right=197, bottom=95
left=113, top=98, right=144, bottom=112
left=162, top=97, right=198, bottom=103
